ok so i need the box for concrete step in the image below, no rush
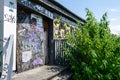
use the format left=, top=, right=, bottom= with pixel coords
left=12, top=65, right=67, bottom=80
left=50, top=70, right=73, bottom=80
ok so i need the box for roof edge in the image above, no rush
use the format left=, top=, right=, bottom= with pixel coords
left=49, top=0, right=86, bottom=23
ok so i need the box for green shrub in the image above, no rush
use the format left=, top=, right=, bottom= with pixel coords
left=65, top=8, right=120, bottom=80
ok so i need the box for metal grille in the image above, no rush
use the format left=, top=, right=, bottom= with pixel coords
left=54, top=39, right=69, bottom=66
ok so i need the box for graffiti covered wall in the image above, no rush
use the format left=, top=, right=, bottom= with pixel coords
left=17, top=11, right=44, bottom=71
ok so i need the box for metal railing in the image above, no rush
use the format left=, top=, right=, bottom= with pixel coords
left=1, top=35, right=14, bottom=80
left=54, top=39, right=75, bottom=66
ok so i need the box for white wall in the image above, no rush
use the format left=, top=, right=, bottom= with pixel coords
left=0, top=0, right=17, bottom=71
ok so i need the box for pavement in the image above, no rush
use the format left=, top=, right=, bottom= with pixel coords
left=12, top=65, right=66, bottom=80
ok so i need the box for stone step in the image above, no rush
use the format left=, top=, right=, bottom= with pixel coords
left=12, top=65, right=67, bottom=80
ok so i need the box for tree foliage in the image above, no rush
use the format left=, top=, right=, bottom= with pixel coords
left=65, top=8, right=120, bottom=80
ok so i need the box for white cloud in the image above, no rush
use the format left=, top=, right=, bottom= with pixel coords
left=109, top=8, right=120, bottom=12
left=110, top=18, right=117, bottom=22
left=109, top=25, right=120, bottom=35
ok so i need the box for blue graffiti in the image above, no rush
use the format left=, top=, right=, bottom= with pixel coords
left=32, top=58, right=43, bottom=66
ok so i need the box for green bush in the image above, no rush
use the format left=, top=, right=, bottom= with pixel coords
left=65, top=9, right=120, bottom=80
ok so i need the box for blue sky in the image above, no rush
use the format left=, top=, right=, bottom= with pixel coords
left=57, top=0, right=120, bottom=34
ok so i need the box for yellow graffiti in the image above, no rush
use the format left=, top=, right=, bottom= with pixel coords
left=53, top=18, right=77, bottom=39
left=53, top=18, right=61, bottom=29
left=61, top=29, right=65, bottom=38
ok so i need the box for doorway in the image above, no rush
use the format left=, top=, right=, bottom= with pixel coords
left=16, top=10, right=46, bottom=72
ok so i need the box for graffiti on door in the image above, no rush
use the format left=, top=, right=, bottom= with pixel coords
left=17, top=12, right=44, bottom=71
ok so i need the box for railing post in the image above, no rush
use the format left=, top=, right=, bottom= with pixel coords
left=1, top=35, right=14, bottom=80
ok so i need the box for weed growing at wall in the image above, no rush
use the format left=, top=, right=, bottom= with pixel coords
left=65, top=8, right=120, bottom=80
